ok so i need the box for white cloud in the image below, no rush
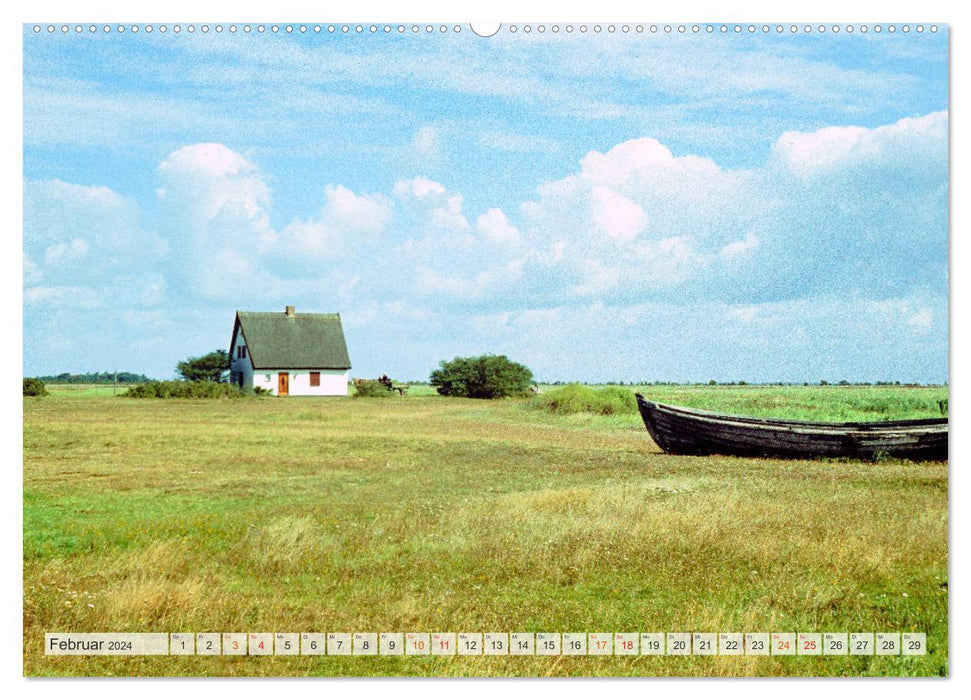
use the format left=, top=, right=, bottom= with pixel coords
left=156, top=143, right=277, bottom=300
left=719, top=232, right=759, bottom=260
left=23, top=254, right=42, bottom=285
left=569, top=257, right=621, bottom=296
left=140, top=276, right=166, bottom=306
left=476, top=208, right=520, bottom=244
left=509, top=112, right=946, bottom=308
left=273, top=186, right=393, bottom=269
left=24, top=179, right=166, bottom=293
left=321, top=185, right=392, bottom=233
left=773, top=125, right=870, bottom=175
left=589, top=186, right=648, bottom=243
left=773, top=111, right=947, bottom=177
left=24, top=285, right=103, bottom=309
left=580, top=138, right=679, bottom=184
left=416, top=258, right=525, bottom=300
left=158, top=143, right=272, bottom=248
left=578, top=137, right=721, bottom=188
left=431, top=194, right=470, bottom=232
left=908, top=309, right=934, bottom=334
left=394, top=176, right=447, bottom=199
left=278, top=219, right=336, bottom=257
left=410, top=125, right=441, bottom=165
left=44, top=238, right=89, bottom=266
left=158, top=142, right=258, bottom=180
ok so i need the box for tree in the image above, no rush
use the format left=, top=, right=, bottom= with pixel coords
left=430, top=354, right=534, bottom=399
left=176, top=349, right=229, bottom=383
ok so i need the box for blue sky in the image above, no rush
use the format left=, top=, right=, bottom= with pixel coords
left=23, top=25, right=948, bottom=382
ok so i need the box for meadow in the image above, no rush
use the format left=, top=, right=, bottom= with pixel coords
left=23, top=384, right=948, bottom=676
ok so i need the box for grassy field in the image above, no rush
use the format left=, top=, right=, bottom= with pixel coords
left=23, top=385, right=948, bottom=676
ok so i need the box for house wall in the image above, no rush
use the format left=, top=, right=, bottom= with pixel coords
left=252, top=369, right=349, bottom=396
left=229, top=333, right=253, bottom=388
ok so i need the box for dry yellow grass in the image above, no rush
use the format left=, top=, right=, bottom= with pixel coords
left=23, top=391, right=947, bottom=676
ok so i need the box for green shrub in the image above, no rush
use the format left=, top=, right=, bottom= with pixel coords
left=352, top=379, right=392, bottom=397
left=430, top=354, right=533, bottom=399
left=529, top=384, right=637, bottom=416
left=123, top=380, right=248, bottom=398
left=23, top=378, right=49, bottom=397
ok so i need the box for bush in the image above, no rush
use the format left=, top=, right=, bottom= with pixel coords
left=23, top=378, right=49, bottom=397
left=430, top=354, right=533, bottom=399
left=352, top=379, right=392, bottom=398
left=529, top=384, right=637, bottom=416
left=124, top=380, right=249, bottom=398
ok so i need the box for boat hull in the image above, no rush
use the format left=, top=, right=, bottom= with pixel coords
left=635, top=394, right=948, bottom=461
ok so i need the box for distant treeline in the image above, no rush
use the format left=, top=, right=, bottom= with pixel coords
left=36, top=372, right=154, bottom=384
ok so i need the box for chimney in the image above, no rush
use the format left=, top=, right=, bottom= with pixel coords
left=285, top=305, right=295, bottom=319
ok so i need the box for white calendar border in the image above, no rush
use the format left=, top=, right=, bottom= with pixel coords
left=7, top=0, right=966, bottom=699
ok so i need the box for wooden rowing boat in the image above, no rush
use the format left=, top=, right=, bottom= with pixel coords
left=635, top=394, right=948, bottom=460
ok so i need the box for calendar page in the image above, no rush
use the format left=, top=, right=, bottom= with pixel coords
left=22, top=11, right=949, bottom=679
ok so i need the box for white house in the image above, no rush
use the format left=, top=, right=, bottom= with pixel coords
left=229, top=306, right=351, bottom=396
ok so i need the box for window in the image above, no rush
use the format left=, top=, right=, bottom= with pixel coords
left=310, top=371, right=321, bottom=387
left=237, top=346, right=247, bottom=359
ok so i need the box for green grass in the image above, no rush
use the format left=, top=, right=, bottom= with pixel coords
left=23, top=387, right=948, bottom=676
left=529, top=384, right=637, bottom=416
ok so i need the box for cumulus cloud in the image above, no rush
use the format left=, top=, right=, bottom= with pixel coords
left=155, top=143, right=276, bottom=300
left=321, top=185, right=392, bottom=232
left=23, top=114, right=947, bottom=382
left=773, top=111, right=947, bottom=177
left=157, top=143, right=273, bottom=246
left=23, top=179, right=166, bottom=292
left=393, top=176, right=445, bottom=199
left=156, top=143, right=388, bottom=301
left=589, top=186, right=648, bottom=243
left=159, top=141, right=260, bottom=180
left=476, top=208, right=520, bottom=244
left=430, top=194, right=470, bottom=232
left=43, top=238, right=89, bottom=266
left=328, top=112, right=944, bottom=320
left=392, top=177, right=475, bottom=246
left=506, top=113, right=946, bottom=307
left=273, top=185, right=393, bottom=271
